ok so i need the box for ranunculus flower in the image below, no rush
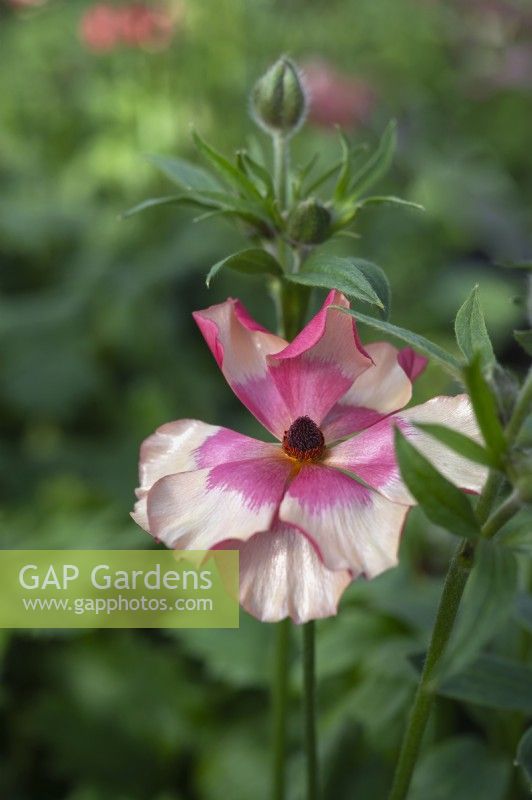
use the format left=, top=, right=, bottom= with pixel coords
left=132, top=291, right=486, bottom=623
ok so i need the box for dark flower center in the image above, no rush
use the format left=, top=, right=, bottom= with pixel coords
left=282, top=416, right=325, bottom=462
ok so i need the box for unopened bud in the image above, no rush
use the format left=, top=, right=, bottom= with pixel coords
left=287, top=198, right=331, bottom=244
left=251, top=57, right=307, bottom=136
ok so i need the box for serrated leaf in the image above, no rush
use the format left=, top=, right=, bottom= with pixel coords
left=516, top=727, right=532, bottom=789
left=463, top=354, right=506, bottom=460
left=514, top=329, right=532, bottom=356
left=347, top=120, right=397, bottom=200
left=415, top=423, right=499, bottom=469
left=455, top=285, right=495, bottom=368
left=286, top=256, right=384, bottom=310
left=394, top=428, right=481, bottom=539
left=438, top=654, right=532, bottom=712
left=206, top=249, right=283, bottom=288
left=192, top=131, right=262, bottom=201
left=335, top=308, right=462, bottom=377
left=146, top=154, right=222, bottom=191
left=351, top=259, right=391, bottom=319
left=409, top=737, right=510, bottom=800
left=441, top=540, right=517, bottom=677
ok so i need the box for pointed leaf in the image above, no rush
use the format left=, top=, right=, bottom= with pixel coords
left=351, top=259, right=391, bottom=319
left=336, top=308, right=462, bottom=377
left=441, top=540, right=517, bottom=677
left=192, top=131, right=262, bottom=201
left=146, top=154, right=222, bottom=191
left=287, top=256, right=384, bottom=310
left=238, top=151, right=274, bottom=198
left=415, top=423, right=499, bottom=469
left=206, top=249, right=283, bottom=287
left=356, top=195, right=424, bottom=212
left=463, top=354, right=506, bottom=460
left=438, top=654, right=532, bottom=712
left=516, top=728, right=532, bottom=790
left=455, top=285, right=495, bottom=368
left=121, top=194, right=201, bottom=218
left=394, top=428, right=481, bottom=539
left=347, top=120, right=397, bottom=200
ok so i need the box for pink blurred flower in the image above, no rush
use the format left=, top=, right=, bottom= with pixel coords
left=80, top=4, right=120, bottom=53
left=132, top=291, right=485, bottom=624
left=79, top=2, right=177, bottom=53
left=302, top=59, right=376, bottom=130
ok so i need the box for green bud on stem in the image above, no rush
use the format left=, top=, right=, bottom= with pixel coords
left=251, top=57, right=307, bottom=136
left=287, top=198, right=331, bottom=245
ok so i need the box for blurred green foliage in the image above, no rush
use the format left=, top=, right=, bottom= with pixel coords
left=0, top=0, right=530, bottom=797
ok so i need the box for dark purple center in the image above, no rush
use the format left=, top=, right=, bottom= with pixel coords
left=282, top=416, right=325, bottom=461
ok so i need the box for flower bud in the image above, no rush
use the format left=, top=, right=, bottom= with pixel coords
left=251, top=57, right=307, bottom=136
left=287, top=198, right=331, bottom=245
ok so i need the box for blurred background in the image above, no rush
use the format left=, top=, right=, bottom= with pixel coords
left=0, top=0, right=530, bottom=798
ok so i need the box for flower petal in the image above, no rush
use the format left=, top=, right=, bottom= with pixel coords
left=279, top=464, right=409, bottom=575
left=145, top=455, right=293, bottom=549
left=327, top=394, right=487, bottom=504
left=216, top=525, right=352, bottom=624
left=193, top=299, right=290, bottom=438
left=132, top=420, right=282, bottom=530
left=321, top=341, right=412, bottom=441
left=267, top=290, right=371, bottom=426
left=398, top=347, right=428, bottom=381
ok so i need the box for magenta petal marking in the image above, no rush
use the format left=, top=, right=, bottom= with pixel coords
left=398, top=348, right=428, bottom=381
left=194, top=428, right=280, bottom=469
left=206, top=456, right=292, bottom=511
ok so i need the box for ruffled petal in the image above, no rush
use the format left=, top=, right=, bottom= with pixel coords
left=267, top=290, right=371, bottom=426
left=321, top=341, right=412, bottom=441
left=145, top=455, right=293, bottom=549
left=193, top=299, right=290, bottom=438
left=326, top=394, right=487, bottom=505
left=132, top=420, right=282, bottom=530
left=279, top=464, right=409, bottom=575
left=216, top=525, right=352, bottom=624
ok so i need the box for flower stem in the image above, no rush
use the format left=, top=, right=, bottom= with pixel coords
left=303, top=620, right=319, bottom=800
left=388, top=468, right=503, bottom=800
left=273, top=133, right=288, bottom=211
left=272, top=618, right=290, bottom=800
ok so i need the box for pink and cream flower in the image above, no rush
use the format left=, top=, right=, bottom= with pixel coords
left=132, top=291, right=486, bottom=624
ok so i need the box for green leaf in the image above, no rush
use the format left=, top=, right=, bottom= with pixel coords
left=121, top=194, right=198, bottom=218
left=516, top=727, right=532, bottom=789
left=438, top=654, right=532, bottom=712
left=237, top=150, right=274, bottom=198
left=394, top=428, right=481, bottom=539
left=454, top=285, right=495, bottom=368
left=441, top=540, right=517, bottom=677
left=146, top=154, right=222, bottom=191
left=415, top=423, right=499, bottom=469
left=350, top=259, right=391, bottom=319
left=206, top=249, right=283, bottom=288
left=333, top=130, right=353, bottom=201
left=336, top=308, right=462, bottom=377
left=463, top=355, right=506, bottom=461
left=356, top=195, right=424, bottom=212
left=287, top=255, right=385, bottom=310
left=192, top=131, right=262, bottom=201
left=409, top=737, right=510, bottom=800
left=347, top=120, right=397, bottom=200
left=514, top=329, right=532, bottom=356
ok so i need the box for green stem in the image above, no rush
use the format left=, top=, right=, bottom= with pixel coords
left=303, top=621, right=319, bottom=800
left=388, top=469, right=502, bottom=800
left=272, top=618, right=290, bottom=800
left=273, top=133, right=288, bottom=210
left=506, top=366, right=532, bottom=443
left=387, top=543, right=472, bottom=800
left=482, top=491, right=521, bottom=540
